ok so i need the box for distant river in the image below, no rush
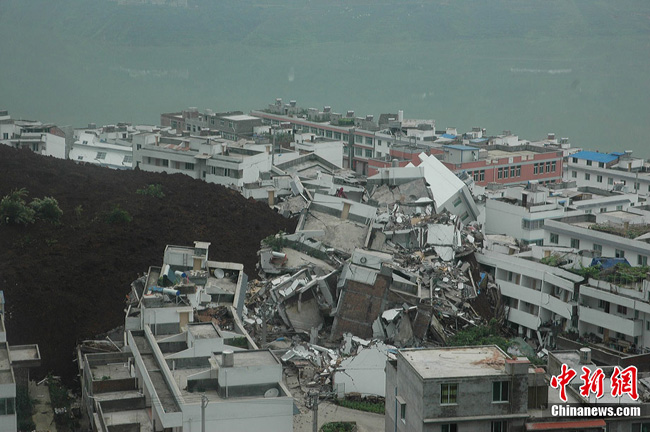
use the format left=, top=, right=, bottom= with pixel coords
left=1, top=0, right=649, bottom=158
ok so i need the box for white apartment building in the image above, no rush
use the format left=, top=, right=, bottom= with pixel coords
left=0, top=110, right=68, bottom=159
left=544, top=212, right=650, bottom=267
left=135, top=137, right=274, bottom=187
left=485, top=185, right=639, bottom=246
left=478, top=249, right=650, bottom=351
left=477, top=250, right=583, bottom=339
left=80, top=242, right=293, bottom=432
left=566, top=150, right=650, bottom=195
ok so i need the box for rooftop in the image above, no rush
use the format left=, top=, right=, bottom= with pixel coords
left=400, top=346, right=509, bottom=379
left=444, top=145, right=478, bottom=151
left=571, top=150, right=619, bottom=164
left=221, top=114, right=258, bottom=122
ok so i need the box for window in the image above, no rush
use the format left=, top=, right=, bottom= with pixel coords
left=185, top=162, right=195, bottom=170
left=618, top=305, right=628, bottom=315
left=635, top=182, right=641, bottom=190
left=355, top=135, right=362, bottom=143
left=534, top=164, right=539, bottom=175
left=228, top=121, right=233, bottom=128
left=570, top=238, right=580, bottom=249
left=647, top=322, right=650, bottom=331
left=639, top=255, right=648, bottom=266
left=441, top=383, right=458, bottom=404
left=598, top=299, right=607, bottom=309
left=326, top=130, right=332, bottom=138
left=453, top=197, right=462, bottom=207
left=0, top=397, right=15, bottom=415
left=399, top=401, right=406, bottom=422
left=522, top=219, right=544, bottom=230
left=586, top=160, right=593, bottom=166
left=550, top=233, right=559, bottom=244
left=546, top=161, right=551, bottom=172
left=2, top=133, right=7, bottom=139
left=597, top=175, right=603, bottom=183
left=572, top=157, right=578, bottom=163
left=608, top=177, right=614, bottom=185
left=365, top=149, right=372, bottom=158
left=441, top=424, right=458, bottom=432
left=503, top=168, right=509, bottom=178
left=593, top=243, right=602, bottom=254
left=493, top=381, right=509, bottom=402
left=498, top=167, right=503, bottom=179
left=598, top=326, right=604, bottom=334
left=616, top=205, right=623, bottom=211
left=377, top=152, right=382, bottom=158
left=551, top=161, right=556, bottom=172
left=516, top=165, right=521, bottom=177
left=342, top=134, right=348, bottom=141
left=162, top=159, right=169, bottom=167
left=571, top=171, right=577, bottom=178
left=343, top=146, right=349, bottom=154
left=599, top=162, right=605, bottom=168
left=334, top=132, right=341, bottom=140
left=492, top=421, right=508, bottom=432
left=354, top=147, right=362, bottom=156
left=96, top=151, right=107, bottom=160
left=123, top=155, right=132, bottom=164
left=585, top=173, right=591, bottom=180
left=615, top=249, right=625, bottom=258
left=365, top=137, right=373, bottom=145
left=480, top=170, right=485, bottom=181
left=461, top=212, right=469, bottom=221
left=378, top=139, right=382, bottom=145
left=318, top=129, right=324, bottom=136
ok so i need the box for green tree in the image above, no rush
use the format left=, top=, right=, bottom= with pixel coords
left=0, top=188, right=35, bottom=225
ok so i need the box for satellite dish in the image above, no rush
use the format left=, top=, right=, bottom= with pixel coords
left=213, top=269, right=225, bottom=279
left=264, top=388, right=279, bottom=398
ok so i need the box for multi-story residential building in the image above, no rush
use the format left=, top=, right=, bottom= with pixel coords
left=566, top=150, right=650, bottom=195
left=80, top=242, right=293, bottom=432
left=477, top=250, right=584, bottom=340
left=485, top=184, right=639, bottom=246
left=135, top=135, right=274, bottom=187
left=0, top=110, right=69, bottom=159
left=441, top=144, right=564, bottom=187
left=478, top=247, right=650, bottom=351
left=70, top=124, right=142, bottom=169
left=251, top=104, right=437, bottom=176
left=0, top=292, right=41, bottom=432
left=385, top=346, right=530, bottom=432
left=161, top=108, right=262, bottom=140
left=544, top=212, right=650, bottom=266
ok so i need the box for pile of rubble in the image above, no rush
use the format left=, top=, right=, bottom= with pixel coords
left=238, top=173, right=506, bottom=400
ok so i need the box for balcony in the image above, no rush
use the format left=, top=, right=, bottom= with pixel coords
left=508, top=308, right=540, bottom=330
left=578, top=305, right=642, bottom=337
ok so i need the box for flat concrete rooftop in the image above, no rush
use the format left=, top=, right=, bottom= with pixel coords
left=302, top=211, right=368, bottom=254
left=188, top=323, right=220, bottom=339
left=400, top=346, right=508, bottom=379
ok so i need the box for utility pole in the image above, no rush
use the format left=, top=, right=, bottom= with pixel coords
left=309, top=390, right=319, bottom=432
left=201, top=394, right=208, bottom=432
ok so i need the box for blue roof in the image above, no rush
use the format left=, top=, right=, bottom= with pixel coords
left=444, top=144, right=479, bottom=151
left=469, top=138, right=488, bottom=144
left=571, top=150, right=619, bottom=164
left=440, top=133, right=457, bottom=139
left=611, top=151, right=626, bottom=156
left=590, top=257, right=630, bottom=269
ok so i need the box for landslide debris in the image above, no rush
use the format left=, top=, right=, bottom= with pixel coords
left=0, top=146, right=296, bottom=384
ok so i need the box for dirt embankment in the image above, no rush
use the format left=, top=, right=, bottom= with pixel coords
left=0, top=146, right=296, bottom=384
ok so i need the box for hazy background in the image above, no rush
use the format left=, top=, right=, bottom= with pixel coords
left=1, top=0, right=649, bottom=156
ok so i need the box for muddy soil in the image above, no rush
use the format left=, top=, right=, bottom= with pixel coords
left=0, top=146, right=296, bottom=384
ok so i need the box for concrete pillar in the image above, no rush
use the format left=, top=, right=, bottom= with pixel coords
left=341, top=202, right=351, bottom=220
left=268, top=189, right=275, bottom=206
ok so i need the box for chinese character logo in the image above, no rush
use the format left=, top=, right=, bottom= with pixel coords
left=550, top=364, right=577, bottom=402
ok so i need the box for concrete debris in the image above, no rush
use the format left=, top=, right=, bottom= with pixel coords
left=243, top=173, right=503, bottom=400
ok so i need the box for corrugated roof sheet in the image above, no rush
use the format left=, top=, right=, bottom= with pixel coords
left=571, top=150, right=619, bottom=164
left=526, top=419, right=606, bottom=430
left=440, top=133, right=457, bottom=139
